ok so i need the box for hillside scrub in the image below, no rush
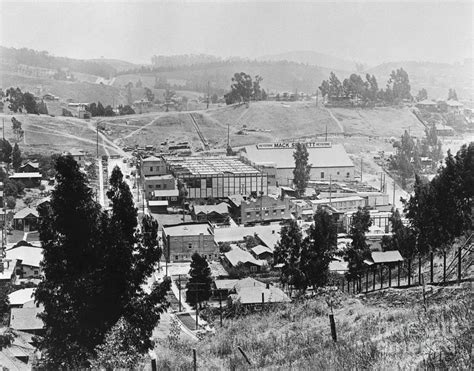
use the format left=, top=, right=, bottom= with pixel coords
left=153, top=285, right=472, bottom=369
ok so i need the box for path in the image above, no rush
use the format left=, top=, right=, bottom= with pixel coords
left=188, top=113, right=209, bottom=150
left=325, top=107, right=345, bottom=133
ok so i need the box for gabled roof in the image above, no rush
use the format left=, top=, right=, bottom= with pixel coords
left=251, top=245, right=273, bottom=256
left=142, top=156, right=163, bottom=162
left=193, top=202, right=229, bottom=216
left=371, top=250, right=404, bottom=264
left=10, top=307, right=44, bottom=331
left=13, top=208, right=39, bottom=220
left=214, top=279, right=240, bottom=290
left=8, top=288, right=35, bottom=306
left=20, top=161, right=39, bottom=169
left=6, top=246, right=43, bottom=268
left=9, top=172, right=42, bottom=179
left=224, top=247, right=266, bottom=267
left=230, top=278, right=290, bottom=305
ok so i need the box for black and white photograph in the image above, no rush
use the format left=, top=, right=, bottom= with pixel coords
left=0, top=0, right=472, bottom=369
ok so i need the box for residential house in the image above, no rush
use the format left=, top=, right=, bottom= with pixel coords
left=9, top=173, right=42, bottom=188
left=310, top=195, right=366, bottom=213
left=223, top=245, right=266, bottom=273
left=162, top=222, right=217, bottom=262
left=0, top=259, right=20, bottom=283
left=415, top=99, right=437, bottom=112
left=8, top=288, right=36, bottom=308
left=19, top=161, right=39, bottom=174
left=192, top=202, right=230, bottom=224
left=152, top=189, right=180, bottom=205
left=214, top=224, right=282, bottom=252
left=10, top=306, right=44, bottom=335
left=435, top=124, right=455, bottom=137
left=251, top=245, right=273, bottom=262
left=63, top=148, right=86, bottom=166
left=5, top=244, right=43, bottom=279
left=227, top=277, right=290, bottom=307
left=13, top=208, right=39, bottom=231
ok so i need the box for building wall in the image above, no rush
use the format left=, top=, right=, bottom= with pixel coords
left=19, top=264, right=41, bottom=278
left=181, top=173, right=268, bottom=199
left=241, top=196, right=292, bottom=225
left=144, top=177, right=176, bottom=199
left=312, top=198, right=366, bottom=212
left=163, top=233, right=218, bottom=262
left=275, top=166, right=355, bottom=186
left=142, top=159, right=167, bottom=177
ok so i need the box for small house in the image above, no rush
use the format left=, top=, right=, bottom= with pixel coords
left=9, top=173, right=42, bottom=188
left=8, top=288, right=36, bottom=308
left=5, top=244, right=43, bottom=278
left=227, top=277, right=290, bottom=307
left=13, top=208, right=39, bottom=231
left=223, top=246, right=266, bottom=273
left=192, top=202, right=230, bottom=224
left=250, top=245, right=273, bottom=261
left=19, top=161, right=39, bottom=174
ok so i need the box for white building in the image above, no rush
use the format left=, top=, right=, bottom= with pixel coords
left=241, top=142, right=355, bottom=186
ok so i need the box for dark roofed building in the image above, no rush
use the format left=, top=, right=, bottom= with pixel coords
left=192, top=202, right=230, bottom=224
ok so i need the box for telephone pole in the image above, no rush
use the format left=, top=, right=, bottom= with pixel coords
left=207, top=81, right=210, bottom=109
left=392, top=179, right=396, bottom=207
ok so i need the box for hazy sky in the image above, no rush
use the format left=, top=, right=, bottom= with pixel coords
left=1, top=1, right=472, bottom=65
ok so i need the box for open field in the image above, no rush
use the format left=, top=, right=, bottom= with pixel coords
left=330, top=106, right=426, bottom=138
left=153, top=284, right=472, bottom=369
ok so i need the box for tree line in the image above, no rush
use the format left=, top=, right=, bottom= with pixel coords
left=3, top=87, right=48, bottom=115
left=85, top=101, right=136, bottom=117
left=31, top=156, right=170, bottom=368
left=319, top=68, right=412, bottom=105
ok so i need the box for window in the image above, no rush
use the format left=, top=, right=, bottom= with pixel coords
left=188, top=243, right=192, bottom=249
left=346, top=172, right=350, bottom=178
left=148, top=185, right=153, bottom=189
left=163, top=184, right=167, bottom=189
left=150, top=167, right=153, bottom=171
left=320, top=172, right=325, bottom=179
left=337, top=171, right=340, bottom=175
left=34, top=270, right=39, bottom=275
left=175, top=255, right=179, bottom=260
left=265, top=210, right=269, bottom=216
left=156, top=184, right=161, bottom=189
left=273, top=210, right=277, bottom=215
left=256, top=212, right=260, bottom=217
left=250, top=266, right=257, bottom=272
left=206, top=178, right=212, bottom=188
left=281, top=210, right=285, bottom=214
left=246, top=212, right=251, bottom=218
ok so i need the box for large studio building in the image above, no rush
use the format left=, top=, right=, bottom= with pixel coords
left=241, top=142, right=355, bottom=186
left=164, top=156, right=268, bottom=199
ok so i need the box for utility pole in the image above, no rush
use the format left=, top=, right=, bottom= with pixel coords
left=96, top=120, right=99, bottom=159
left=2, top=118, right=4, bottom=140
left=207, top=81, right=210, bottom=109
left=325, top=124, right=328, bottom=142
left=360, top=158, right=363, bottom=182
left=329, top=175, right=332, bottom=206
left=392, top=179, right=396, bottom=207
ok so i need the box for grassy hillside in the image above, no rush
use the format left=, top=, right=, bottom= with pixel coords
left=329, top=106, right=426, bottom=138
left=154, top=284, right=472, bottom=369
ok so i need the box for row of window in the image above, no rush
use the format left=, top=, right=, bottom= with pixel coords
left=175, top=254, right=218, bottom=260
left=245, top=209, right=286, bottom=218
left=147, top=183, right=169, bottom=189
left=320, top=171, right=351, bottom=179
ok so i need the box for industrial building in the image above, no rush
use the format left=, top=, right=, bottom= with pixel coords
left=164, top=156, right=267, bottom=199
left=241, top=142, right=355, bottom=186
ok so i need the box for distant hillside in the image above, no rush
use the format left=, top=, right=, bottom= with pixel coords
left=0, top=46, right=116, bottom=78
left=258, top=50, right=358, bottom=72
left=114, top=60, right=335, bottom=94
left=150, top=54, right=222, bottom=67
left=88, top=58, right=141, bottom=72
left=366, top=60, right=474, bottom=101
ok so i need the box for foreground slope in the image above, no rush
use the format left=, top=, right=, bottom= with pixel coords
left=154, top=284, right=472, bottom=369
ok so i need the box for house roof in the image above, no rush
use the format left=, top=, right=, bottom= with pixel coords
left=9, top=172, right=42, bottom=179
left=193, top=202, right=229, bottom=216
left=227, top=194, right=246, bottom=207
left=311, top=196, right=364, bottom=205
left=10, top=307, right=44, bottom=331
left=6, top=246, right=43, bottom=268
left=163, top=223, right=213, bottom=236
left=142, top=156, right=163, bottom=162
left=230, top=278, right=290, bottom=305
left=8, top=288, right=35, bottom=306
left=13, top=208, right=39, bottom=220
left=148, top=200, right=169, bottom=207
left=145, top=174, right=175, bottom=181
left=251, top=245, right=273, bottom=256
left=224, top=247, right=266, bottom=267
left=152, top=189, right=179, bottom=198
left=0, top=259, right=18, bottom=280
left=20, top=161, right=39, bottom=169
left=243, top=143, right=354, bottom=169
left=416, top=99, right=437, bottom=106
left=371, top=250, right=404, bottom=264
left=446, top=100, right=463, bottom=107
left=214, top=279, right=240, bottom=290
left=214, top=225, right=281, bottom=250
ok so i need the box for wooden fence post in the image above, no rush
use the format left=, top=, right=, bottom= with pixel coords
left=457, top=244, right=462, bottom=285
left=380, top=265, right=383, bottom=289
left=418, top=256, right=422, bottom=285
left=238, top=346, right=252, bottom=365
left=373, top=267, right=376, bottom=291
left=408, top=259, right=411, bottom=286
left=329, top=314, right=337, bottom=342
left=193, top=348, right=197, bottom=371
left=430, top=252, right=434, bottom=284
left=397, top=261, right=401, bottom=287
left=443, top=250, right=446, bottom=283
left=365, top=270, right=369, bottom=293
left=388, top=265, right=392, bottom=287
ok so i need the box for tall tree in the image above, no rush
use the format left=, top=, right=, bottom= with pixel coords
left=5, top=87, right=24, bottom=113
left=345, top=208, right=372, bottom=280
left=328, top=72, right=343, bottom=98
left=12, top=143, right=22, bottom=171
left=381, top=209, right=416, bottom=258
left=303, top=209, right=337, bottom=288
left=186, top=253, right=212, bottom=307
left=23, top=92, right=39, bottom=114
left=387, top=68, right=411, bottom=102
left=0, top=139, right=12, bottom=164
left=416, top=88, right=428, bottom=102
left=448, top=88, right=458, bottom=101
left=144, top=87, right=154, bottom=102
left=229, top=72, right=253, bottom=103
left=274, top=220, right=308, bottom=293
left=35, top=160, right=169, bottom=367
left=293, top=143, right=312, bottom=197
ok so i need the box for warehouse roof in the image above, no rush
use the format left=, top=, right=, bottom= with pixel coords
left=9, top=172, right=42, bottom=179
left=163, top=223, right=213, bottom=236
left=6, top=246, right=43, bottom=268
left=243, top=143, right=354, bottom=169
left=164, top=156, right=261, bottom=176
left=193, top=202, right=229, bottom=216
